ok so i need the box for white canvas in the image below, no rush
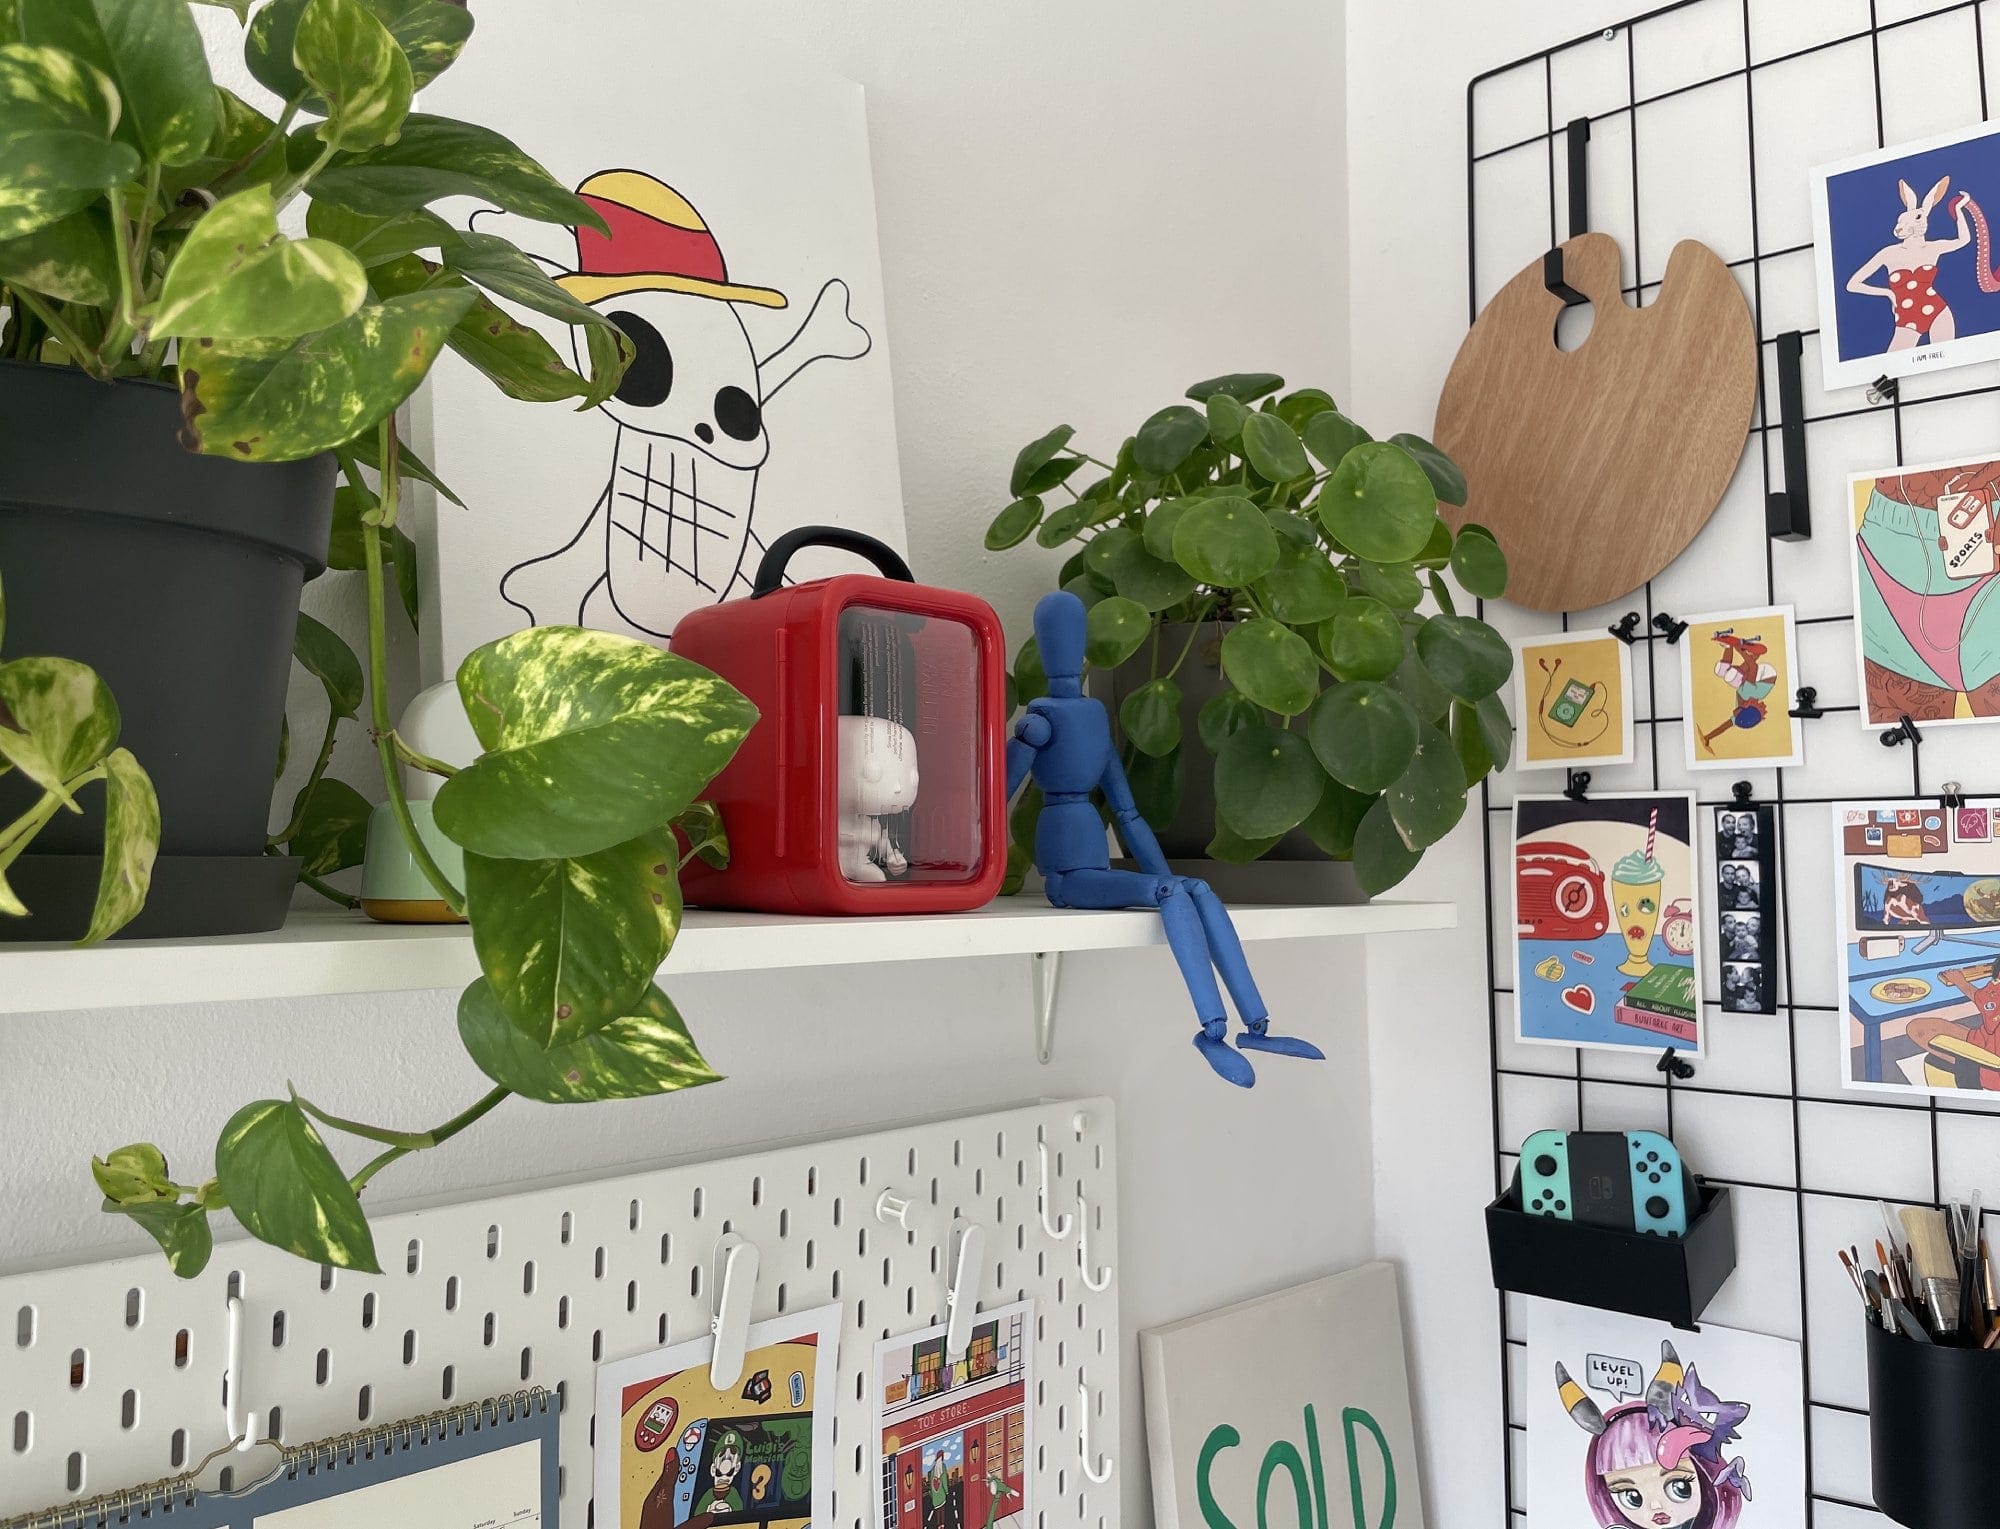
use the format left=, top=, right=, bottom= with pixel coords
left=414, top=9, right=906, bottom=680
left=1140, top=1262, right=1425, bottom=1529
left=1526, top=1299, right=1806, bottom=1529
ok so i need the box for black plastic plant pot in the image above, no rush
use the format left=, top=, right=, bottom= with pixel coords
left=1867, top=1317, right=2000, bottom=1528
left=1485, top=1173, right=1736, bottom=1328
left=0, top=360, right=332, bottom=940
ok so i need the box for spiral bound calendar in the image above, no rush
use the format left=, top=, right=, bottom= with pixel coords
left=1, top=1389, right=557, bottom=1529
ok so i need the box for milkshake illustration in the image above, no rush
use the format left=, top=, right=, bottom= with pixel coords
left=1612, top=847, right=1665, bottom=977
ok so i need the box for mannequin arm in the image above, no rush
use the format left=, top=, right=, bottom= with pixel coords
left=1100, top=748, right=1170, bottom=877
left=1005, top=712, right=1050, bottom=801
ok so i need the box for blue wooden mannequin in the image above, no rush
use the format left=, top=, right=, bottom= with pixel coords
left=1005, top=590, right=1324, bottom=1087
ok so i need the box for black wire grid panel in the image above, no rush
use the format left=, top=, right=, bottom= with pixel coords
left=1470, top=2, right=2000, bottom=1524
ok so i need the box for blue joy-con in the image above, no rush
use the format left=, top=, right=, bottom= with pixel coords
left=1519, top=1129, right=1572, bottom=1218
left=1628, top=1130, right=1688, bottom=1237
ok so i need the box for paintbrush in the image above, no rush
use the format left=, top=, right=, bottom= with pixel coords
left=1839, top=1248, right=1866, bottom=1302
left=1877, top=1239, right=1907, bottom=1303
left=1903, top=1206, right=1962, bottom=1340
left=1862, top=1268, right=1892, bottom=1331
left=1982, top=1232, right=1997, bottom=1324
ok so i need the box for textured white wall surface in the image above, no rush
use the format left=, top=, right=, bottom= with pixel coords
left=6, top=5, right=1363, bottom=1521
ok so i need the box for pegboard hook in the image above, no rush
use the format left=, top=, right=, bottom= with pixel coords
left=945, top=1217, right=987, bottom=1361
left=222, top=1293, right=255, bottom=1453
left=1079, top=1381, right=1114, bottom=1483
left=1037, top=1135, right=1073, bottom=1240
left=708, top=1233, right=760, bottom=1389
left=875, top=1187, right=916, bottom=1231
left=1076, top=1189, right=1113, bottom=1293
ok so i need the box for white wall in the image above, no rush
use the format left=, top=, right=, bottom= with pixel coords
left=3, top=4, right=1361, bottom=1522
left=1345, top=3, right=1647, bottom=1525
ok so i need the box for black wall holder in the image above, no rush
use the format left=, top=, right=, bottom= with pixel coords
left=1543, top=117, right=1592, bottom=307
left=1765, top=330, right=1812, bottom=542
left=1882, top=714, right=1923, bottom=748
left=1486, top=1171, right=1736, bottom=1329
left=1789, top=685, right=1825, bottom=720
left=1608, top=611, right=1643, bottom=644
left=1866, top=1320, right=2000, bottom=1529
left=1652, top=611, right=1688, bottom=644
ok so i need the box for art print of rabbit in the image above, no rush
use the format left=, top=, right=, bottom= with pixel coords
left=1845, top=175, right=1974, bottom=353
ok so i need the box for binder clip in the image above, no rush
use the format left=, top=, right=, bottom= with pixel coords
left=1788, top=686, right=1825, bottom=720
left=1731, top=781, right=1755, bottom=807
left=1865, top=374, right=1900, bottom=406
left=1941, top=780, right=1967, bottom=810
left=1881, top=715, right=1923, bottom=748
left=1652, top=612, right=1688, bottom=645
left=1657, top=1048, right=1696, bottom=1081
left=1564, top=769, right=1592, bottom=802
left=1608, top=612, right=1644, bottom=645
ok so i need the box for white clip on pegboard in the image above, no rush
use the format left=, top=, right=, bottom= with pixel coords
left=0, top=1098, right=1119, bottom=1529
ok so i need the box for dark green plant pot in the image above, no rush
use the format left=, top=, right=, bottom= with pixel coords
left=0, top=361, right=333, bottom=939
left=1096, top=620, right=1366, bottom=906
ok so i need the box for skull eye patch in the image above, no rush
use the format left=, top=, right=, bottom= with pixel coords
left=714, top=385, right=762, bottom=442
left=608, top=310, right=673, bottom=407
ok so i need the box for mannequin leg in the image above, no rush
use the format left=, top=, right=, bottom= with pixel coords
left=1045, top=869, right=1256, bottom=1088
left=1185, top=879, right=1325, bottom=1062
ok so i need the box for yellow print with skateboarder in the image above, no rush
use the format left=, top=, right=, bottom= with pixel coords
left=1679, top=605, right=1806, bottom=771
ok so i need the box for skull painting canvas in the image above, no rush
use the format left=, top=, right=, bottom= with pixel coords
left=413, top=10, right=906, bottom=676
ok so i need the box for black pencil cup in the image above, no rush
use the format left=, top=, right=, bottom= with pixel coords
left=1485, top=1171, right=1735, bottom=1328
left=1867, top=1318, right=2000, bottom=1527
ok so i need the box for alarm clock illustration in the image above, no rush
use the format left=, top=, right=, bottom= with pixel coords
left=1661, top=898, right=1696, bottom=957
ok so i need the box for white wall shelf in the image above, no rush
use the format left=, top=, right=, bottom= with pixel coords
left=0, top=896, right=1455, bottom=1016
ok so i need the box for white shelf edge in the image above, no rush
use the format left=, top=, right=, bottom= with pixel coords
left=0, top=896, right=1457, bottom=1016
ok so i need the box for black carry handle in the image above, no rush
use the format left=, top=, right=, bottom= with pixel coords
left=751, top=525, right=914, bottom=597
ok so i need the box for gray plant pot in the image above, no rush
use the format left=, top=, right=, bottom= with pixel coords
left=1095, top=620, right=1366, bottom=906
left=0, top=361, right=332, bottom=938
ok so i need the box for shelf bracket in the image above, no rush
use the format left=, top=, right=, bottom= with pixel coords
left=1033, top=950, right=1062, bottom=1065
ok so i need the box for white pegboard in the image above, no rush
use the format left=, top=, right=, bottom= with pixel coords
left=0, top=1098, right=1119, bottom=1529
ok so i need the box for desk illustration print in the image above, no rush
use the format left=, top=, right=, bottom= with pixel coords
left=1514, top=794, right=1704, bottom=1056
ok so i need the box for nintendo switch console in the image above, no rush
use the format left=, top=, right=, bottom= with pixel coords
left=1518, top=1128, right=1690, bottom=1237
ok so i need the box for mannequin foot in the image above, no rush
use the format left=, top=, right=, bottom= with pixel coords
left=1193, top=1028, right=1256, bottom=1088
left=1237, top=1030, right=1326, bottom=1061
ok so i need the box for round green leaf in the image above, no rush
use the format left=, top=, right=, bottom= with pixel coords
left=1385, top=719, right=1467, bottom=851
left=1240, top=411, right=1312, bottom=483
left=1354, top=558, right=1422, bottom=611
left=1206, top=391, right=1249, bottom=446
left=1307, top=681, right=1419, bottom=793
left=1390, top=632, right=1452, bottom=723
left=985, top=494, right=1043, bottom=551
left=285, top=776, right=370, bottom=877
left=1274, top=388, right=1338, bottom=432
left=1476, top=689, right=1514, bottom=768
left=1415, top=613, right=1514, bottom=701
left=1019, top=454, right=1085, bottom=496
left=1206, top=821, right=1284, bottom=864
left=1173, top=496, right=1279, bottom=587
left=1302, top=776, right=1372, bottom=860
left=1103, top=534, right=1198, bottom=612
left=1123, top=743, right=1182, bottom=830
left=463, top=827, right=684, bottom=1049
left=1317, top=596, right=1402, bottom=682
left=1256, top=545, right=1348, bottom=625
left=1143, top=495, right=1203, bottom=561
left=1214, top=726, right=1323, bottom=840
left=1011, top=423, right=1075, bottom=496
left=1320, top=441, right=1437, bottom=562
left=1014, top=635, right=1047, bottom=703
left=1264, top=509, right=1318, bottom=551
left=215, top=1099, right=380, bottom=1272
left=1062, top=574, right=1108, bottom=610
left=1197, top=689, right=1264, bottom=754
left=1036, top=497, right=1097, bottom=548
left=1352, top=794, right=1422, bottom=895
left=1451, top=697, right=1495, bottom=786
left=457, top=979, right=723, bottom=1104
left=1389, top=431, right=1469, bottom=507
left=1186, top=371, right=1284, bottom=403
left=1450, top=527, right=1508, bottom=598
left=1119, top=678, right=1182, bottom=757
left=433, top=627, right=757, bottom=860
left=1220, top=618, right=1318, bottom=717
left=1134, top=404, right=1209, bottom=476
left=1303, top=410, right=1372, bottom=471
left=1084, top=596, right=1151, bottom=669
left=1081, top=524, right=1139, bottom=580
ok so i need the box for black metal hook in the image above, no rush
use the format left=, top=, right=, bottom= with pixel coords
left=1881, top=715, right=1923, bottom=748
left=1766, top=331, right=1812, bottom=542
left=1652, top=612, right=1688, bottom=645
left=1657, top=1048, right=1696, bottom=1081
left=1788, top=685, right=1824, bottom=720
left=1543, top=117, right=1592, bottom=308
left=1608, top=612, right=1644, bottom=645
left=1732, top=780, right=1756, bottom=806
left=1942, top=780, right=1966, bottom=810
left=1564, top=769, right=1592, bottom=802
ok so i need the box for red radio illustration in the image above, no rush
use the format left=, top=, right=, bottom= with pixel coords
left=670, top=527, right=1007, bottom=915
left=1516, top=839, right=1610, bottom=939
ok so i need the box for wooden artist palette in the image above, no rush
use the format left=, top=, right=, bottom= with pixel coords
left=1434, top=233, right=1757, bottom=613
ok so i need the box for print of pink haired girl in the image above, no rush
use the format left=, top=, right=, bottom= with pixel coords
left=1847, top=175, right=2000, bottom=354
left=1557, top=1355, right=1748, bottom=1529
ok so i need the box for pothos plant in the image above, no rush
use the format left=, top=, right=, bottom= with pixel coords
left=0, top=0, right=758, bottom=1278
left=987, top=373, right=1515, bottom=895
